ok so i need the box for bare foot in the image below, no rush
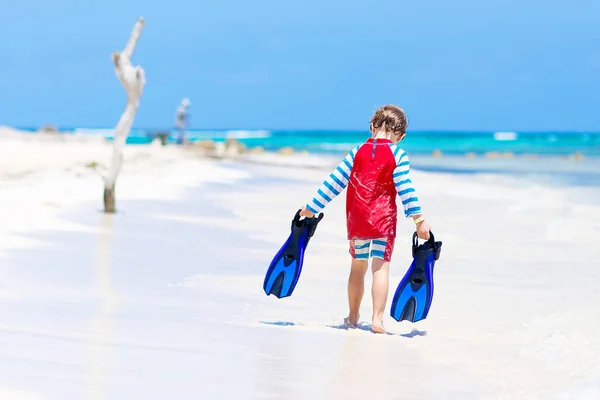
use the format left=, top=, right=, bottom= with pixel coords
left=344, top=314, right=359, bottom=328
left=371, top=319, right=386, bottom=334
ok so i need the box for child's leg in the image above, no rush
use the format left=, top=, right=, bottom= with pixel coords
left=371, top=257, right=390, bottom=333
left=346, top=239, right=369, bottom=327
left=346, top=258, right=368, bottom=326
left=369, top=237, right=395, bottom=334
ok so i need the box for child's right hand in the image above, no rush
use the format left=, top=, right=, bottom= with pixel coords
left=416, top=220, right=431, bottom=240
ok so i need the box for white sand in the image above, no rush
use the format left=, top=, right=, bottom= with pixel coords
left=0, top=128, right=599, bottom=399
left=0, top=127, right=248, bottom=257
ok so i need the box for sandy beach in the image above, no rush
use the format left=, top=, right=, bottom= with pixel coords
left=0, top=128, right=600, bottom=399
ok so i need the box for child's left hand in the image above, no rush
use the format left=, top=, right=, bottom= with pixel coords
left=416, top=220, right=431, bottom=240
left=299, top=207, right=315, bottom=218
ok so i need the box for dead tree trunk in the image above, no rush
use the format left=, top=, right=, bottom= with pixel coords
left=103, top=17, right=146, bottom=213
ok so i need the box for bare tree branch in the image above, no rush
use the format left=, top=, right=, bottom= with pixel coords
left=122, top=17, right=145, bottom=62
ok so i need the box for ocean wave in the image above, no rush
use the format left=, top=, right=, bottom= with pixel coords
left=224, top=130, right=271, bottom=139
left=494, top=131, right=518, bottom=141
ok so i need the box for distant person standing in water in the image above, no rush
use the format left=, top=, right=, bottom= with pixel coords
left=174, top=98, right=190, bottom=144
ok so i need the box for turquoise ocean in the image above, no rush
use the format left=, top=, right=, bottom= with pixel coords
left=20, top=127, right=600, bottom=187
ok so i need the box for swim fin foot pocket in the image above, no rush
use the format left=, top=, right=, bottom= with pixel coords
left=263, top=210, right=324, bottom=299
left=390, top=231, right=442, bottom=323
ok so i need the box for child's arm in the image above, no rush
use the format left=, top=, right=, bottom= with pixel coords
left=392, top=148, right=431, bottom=239
left=304, top=146, right=359, bottom=214
left=393, top=150, right=423, bottom=218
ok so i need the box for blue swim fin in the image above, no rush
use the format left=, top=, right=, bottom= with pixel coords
left=263, top=210, right=324, bottom=298
left=390, top=231, right=442, bottom=323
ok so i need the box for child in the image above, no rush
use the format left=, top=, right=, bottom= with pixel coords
left=299, top=104, right=431, bottom=334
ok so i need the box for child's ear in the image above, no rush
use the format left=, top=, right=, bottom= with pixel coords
left=399, top=133, right=406, bottom=141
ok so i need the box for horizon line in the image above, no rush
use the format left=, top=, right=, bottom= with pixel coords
left=8, top=125, right=600, bottom=135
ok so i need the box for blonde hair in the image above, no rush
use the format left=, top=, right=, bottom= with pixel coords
left=370, top=104, right=408, bottom=137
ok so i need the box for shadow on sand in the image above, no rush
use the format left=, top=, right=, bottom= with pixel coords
left=259, top=320, right=427, bottom=338
left=259, top=321, right=305, bottom=327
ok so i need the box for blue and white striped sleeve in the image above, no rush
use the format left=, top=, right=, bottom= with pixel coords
left=392, top=148, right=422, bottom=217
left=305, top=146, right=359, bottom=214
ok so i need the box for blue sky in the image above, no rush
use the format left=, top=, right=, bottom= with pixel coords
left=0, top=0, right=598, bottom=131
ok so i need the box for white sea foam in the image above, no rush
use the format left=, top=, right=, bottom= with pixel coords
left=224, top=129, right=271, bottom=139
left=494, top=131, right=518, bottom=141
